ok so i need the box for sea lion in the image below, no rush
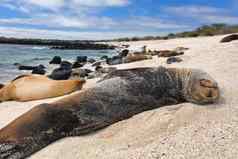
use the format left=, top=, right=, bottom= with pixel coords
left=220, top=34, right=238, bottom=43
left=0, top=67, right=220, bottom=158
left=158, top=50, right=184, bottom=57
left=123, top=53, right=152, bottom=63
left=0, top=74, right=85, bottom=102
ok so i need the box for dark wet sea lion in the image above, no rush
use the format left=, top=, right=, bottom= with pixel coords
left=0, top=67, right=220, bottom=158
left=220, top=34, right=238, bottom=43
left=0, top=74, right=86, bottom=102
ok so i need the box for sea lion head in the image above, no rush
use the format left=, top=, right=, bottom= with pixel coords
left=185, top=70, right=220, bottom=105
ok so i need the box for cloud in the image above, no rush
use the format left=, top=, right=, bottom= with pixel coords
left=72, top=0, right=129, bottom=7
left=0, top=0, right=130, bottom=13
left=164, top=5, right=238, bottom=24
left=0, top=15, right=188, bottom=31
left=0, top=26, right=169, bottom=40
left=26, top=0, right=65, bottom=10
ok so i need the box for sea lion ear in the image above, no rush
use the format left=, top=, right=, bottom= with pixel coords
left=0, top=83, right=4, bottom=89
left=199, top=79, right=217, bottom=88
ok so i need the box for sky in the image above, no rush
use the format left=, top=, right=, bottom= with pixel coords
left=0, top=0, right=238, bottom=40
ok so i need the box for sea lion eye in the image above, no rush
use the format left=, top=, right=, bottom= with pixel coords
left=199, top=79, right=217, bottom=88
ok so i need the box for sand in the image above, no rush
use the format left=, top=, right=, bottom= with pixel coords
left=1, top=34, right=238, bottom=159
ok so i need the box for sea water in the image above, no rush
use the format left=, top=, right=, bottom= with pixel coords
left=0, top=44, right=116, bottom=83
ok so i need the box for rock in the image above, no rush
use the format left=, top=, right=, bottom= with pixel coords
left=95, top=66, right=103, bottom=71
left=88, top=58, right=96, bottom=63
left=18, top=64, right=46, bottom=71
left=76, top=56, right=87, bottom=63
left=100, top=55, right=108, bottom=60
left=49, top=68, right=72, bottom=80
left=70, top=69, right=93, bottom=79
left=13, top=63, right=21, bottom=66
left=72, top=62, right=84, bottom=69
left=49, top=56, right=62, bottom=64
left=18, top=65, right=36, bottom=70
left=167, top=57, right=183, bottom=64
left=158, top=50, right=184, bottom=57
left=60, top=61, right=72, bottom=69
left=32, top=67, right=46, bottom=75
left=119, top=49, right=129, bottom=57
left=107, top=56, right=123, bottom=65
left=48, top=61, right=72, bottom=80
left=220, top=34, right=238, bottom=43
left=50, top=43, right=115, bottom=50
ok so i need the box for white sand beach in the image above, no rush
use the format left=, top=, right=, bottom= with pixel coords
left=1, top=34, right=238, bottom=159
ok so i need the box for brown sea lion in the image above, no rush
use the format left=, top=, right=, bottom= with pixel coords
left=158, top=50, right=184, bottom=57
left=0, top=67, right=219, bottom=158
left=0, top=74, right=85, bottom=102
left=123, top=53, right=152, bottom=63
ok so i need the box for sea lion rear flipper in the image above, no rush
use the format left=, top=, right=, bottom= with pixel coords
left=0, top=103, right=109, bottom=158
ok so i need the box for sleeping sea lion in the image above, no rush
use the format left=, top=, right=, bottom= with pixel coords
left=0, top=67, right=219, bottom=158
left=0, top=74, right=85, bottom=102
left=123, top=53, right=152, bottom=63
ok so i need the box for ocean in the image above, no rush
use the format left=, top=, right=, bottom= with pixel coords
left=0, top=44, right=116, bottom=83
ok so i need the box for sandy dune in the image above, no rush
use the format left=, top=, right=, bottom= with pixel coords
left=1, top=34, right=238, bottom=159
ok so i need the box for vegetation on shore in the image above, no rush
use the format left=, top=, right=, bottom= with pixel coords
left=0, top=37, right=115, bottom=50
left=104, top=23, right=238, bottom=42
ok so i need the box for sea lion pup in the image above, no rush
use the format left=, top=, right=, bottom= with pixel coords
left=0, top=74, right=85, bottom=102
left=0, top=67, right=219, bottom=158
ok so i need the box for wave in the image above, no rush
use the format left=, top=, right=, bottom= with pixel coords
left=32, top=46, right=48, bottom=50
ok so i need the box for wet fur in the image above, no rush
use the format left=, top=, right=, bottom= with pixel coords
left=0, top=67, right=219, bottom=158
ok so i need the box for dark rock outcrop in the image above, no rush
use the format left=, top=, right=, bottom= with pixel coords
left=70, top=68, right=93, bottom=79
left=106, top=56, right=123, bottom=65
left=32, top=66, right=46, bottom=75
left=72, top=62, right=84, bottom=69
left=76, top=56, right=87, bottom=63
left=88, top=58, right=96, bottom=63
left=49, top=56, right=62, bottom=64
left=50, top=43, right=115, bottom=50
left=48, top=61, right=72, bottom=80
left=100, top=55, right=108, bottom=60
left=18, top=64, right=46, bottom=71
